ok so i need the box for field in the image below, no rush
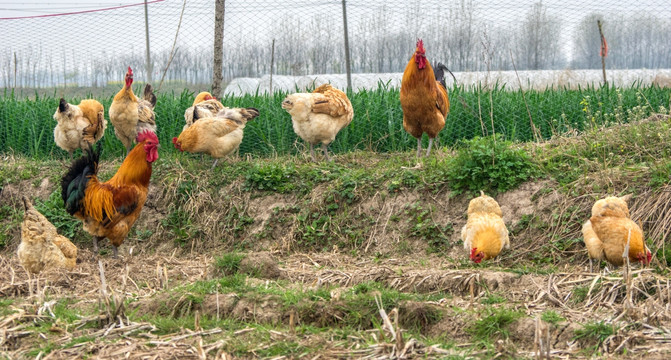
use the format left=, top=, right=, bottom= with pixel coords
left=1, top=86, right=671, bottom=358
left=1, top=83, right=670, bottom=159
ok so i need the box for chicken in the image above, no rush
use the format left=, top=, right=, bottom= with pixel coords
left=53, top=98, right=106, bottom=159
left=183, top=92, right=227, bottom=131
left=461, top=191, right=510, bottom=263
left=400, top=39, right=450, bottom=157
left=17, top=196, right=77, bottom=274
left=173, top=107, right=259, bottom=168
left=61, top=130, right=159, bottom=257
left=192, top=91, right=217, bottom=106
left=582, top=195, right=651, bottom=271
left=109, top=66, right=157, bottom=155
left=281, top=83, right=354, bottom=161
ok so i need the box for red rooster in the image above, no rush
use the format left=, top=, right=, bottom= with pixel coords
left=400, top=39, right=450, bottom=157
left=61, top=130, right=159, bottom=257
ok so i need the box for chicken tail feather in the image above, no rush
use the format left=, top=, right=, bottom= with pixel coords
left=143, top=83, right=157, bottom=108
left=434, top=62, right=456, bottom=89
left=61, top=143, right=101, bottom=215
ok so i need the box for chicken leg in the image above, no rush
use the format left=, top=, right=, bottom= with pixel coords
left=309, top=143, right=317, bottom=162
left=416, top=138, right=422, bottom=158
left=211, top=159, right=219, bottom=169
left=322, top=143, right=331, bottom=161
left=426, top=138, right=435, bottom=157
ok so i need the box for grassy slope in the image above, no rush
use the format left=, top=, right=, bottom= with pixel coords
left=1, top=110, right=671, bottom=357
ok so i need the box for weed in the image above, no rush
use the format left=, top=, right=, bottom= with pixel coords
left=467, top=307, right=523, bottom=341
left=446, top=135, right=538, bottom=195
left=244, top=162, right=296, bottom=193
left=404, top=203, right=453, bottom=253
left=214, top=253, right=245, bottom=276
left=480, top=293, right=506, bottom=305
left=161, top=208, right=196, bottom=246
left=573, top=321, right=617, bottom=350
left=540, top=310, right=565, bottom=326
left=34, top=190, right=81, bottom=240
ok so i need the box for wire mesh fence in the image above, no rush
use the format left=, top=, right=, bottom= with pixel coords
left=1, top=0, right=671, bottom=159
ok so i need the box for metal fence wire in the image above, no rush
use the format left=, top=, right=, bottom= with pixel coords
left=1, top=0, right=671, bottom=159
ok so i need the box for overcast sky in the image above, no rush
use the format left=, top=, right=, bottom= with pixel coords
left=1, top=0, right=669, bottom=87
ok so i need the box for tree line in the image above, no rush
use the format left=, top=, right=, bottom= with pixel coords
left=2, top=1, right=670, bottom=89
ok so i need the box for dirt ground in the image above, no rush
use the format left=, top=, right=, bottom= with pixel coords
left=2, top=153, right=671, bottom=358
left=2, top=246, right=671, bottom=359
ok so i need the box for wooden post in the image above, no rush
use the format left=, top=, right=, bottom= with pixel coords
left=144, top=0, right=153, bottom=84
left=212, top=0, right=225, bottom=98
left=597, top=20, right=607, bottom=85
left=269, top=39, right=275, bottom=95
left=341, top=0, right=352, bottom=92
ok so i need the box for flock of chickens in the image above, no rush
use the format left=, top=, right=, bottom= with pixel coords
left=17, top=40, right=652, bottom=275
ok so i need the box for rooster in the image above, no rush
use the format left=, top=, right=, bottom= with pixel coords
left=53, top=98, right=106, bottom=159
left=109, top=66, right=157, bottom=155
left=183, top=92, right=227, bottom=131
left=173, top=107, right=259, bottom=169
left=281, top=83, right=354, bottom=161
left=61, top=130, right=159, bottom=257
left=582, top=195, right=651, bottom=271
left=461, top=191, right=510, bottom=263
left=17, top=196, right=78, bottom=273
left=400, top=39, right=450, bottom=157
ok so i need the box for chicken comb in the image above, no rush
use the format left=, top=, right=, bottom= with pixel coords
left=127, top=66, right=133, bottom=75
left=136, top=130, right=158, bottom=143
left=416, top=39, right=425, bottom=53
left=470, top=247, right=478, bottom=259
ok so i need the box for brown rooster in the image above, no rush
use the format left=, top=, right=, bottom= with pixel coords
left=400, top=39, right=450, bottom=157
left=109, top=66, right=157, bottom=155
left=61, top=130, right=159, bottom=257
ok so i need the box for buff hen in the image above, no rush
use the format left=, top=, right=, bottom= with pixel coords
left=53, top=98, right=106, bottom=159
left=281, top=84, right=353, bottom=161
left=461, top=191, right=510, bottom=263
left=582, top=194, right=651, bottom=271
left=17, top=196, right=77, bottom=274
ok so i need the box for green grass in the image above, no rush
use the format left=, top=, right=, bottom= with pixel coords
left=467, top=307, right=523, bottom=341
left=1, top=84, right=669, bottom=159
left=573, top=321, right=618, bottom=353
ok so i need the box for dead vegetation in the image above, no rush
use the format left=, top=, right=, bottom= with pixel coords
left=2, top=116, right=671, bottom=357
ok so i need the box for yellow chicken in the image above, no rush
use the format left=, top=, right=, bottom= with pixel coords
left=582, top=195, right=651, bottom=271
left=173, top=107, right=259, bottom=169
left=17, top=196, right=77, bottom=274
left=183, top=92, right=227, bottom=131
left=461, top=191, right=510, bottom=263
left=109, top=66, right=157, bottom=155
left=281, top=84, right=353, bottom=161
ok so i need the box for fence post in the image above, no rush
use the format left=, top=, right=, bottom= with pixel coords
left=212, top=0, right=225, bottom=98
left=144, top=0, right=153, bottom=84
left=597, top=20, right=607, bottom=85
left=269, top=39, right=275, bottom=95
left=341, top=0, right=352, bottom=92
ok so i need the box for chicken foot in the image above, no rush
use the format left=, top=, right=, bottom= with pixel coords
left=212, top=159, right=219, bottom=169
